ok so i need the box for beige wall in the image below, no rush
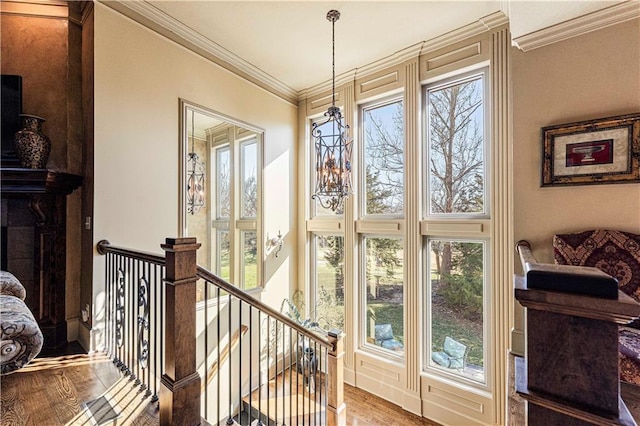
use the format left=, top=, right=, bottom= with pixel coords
left=90, top=3, right=298, bottom=349
left=511, top=18, right=640, bottom=353
left=512, top=18, right=640, bottom=266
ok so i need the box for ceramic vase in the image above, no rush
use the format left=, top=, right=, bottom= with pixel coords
left=14, top=114, right=51, bottom=169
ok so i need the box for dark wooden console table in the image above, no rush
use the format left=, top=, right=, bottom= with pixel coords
left=514, top=241, right=640, bottom=426
left=1, top=167, right=82, bottom=349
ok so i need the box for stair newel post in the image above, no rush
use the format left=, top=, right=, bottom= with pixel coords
left=159, top=237, right=202, bottom=426
left=327, top=329, right=346, bottom=426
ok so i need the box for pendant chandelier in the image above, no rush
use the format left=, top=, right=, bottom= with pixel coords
left=311, top=9, right=352, bottom=212
left=187, top=109, right=206, bottom=215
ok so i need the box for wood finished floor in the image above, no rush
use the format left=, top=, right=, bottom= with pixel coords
left=0, top=352, right=158, bottom=426
left=0, top=352, right=440, bottom=426
left=4, top=351, right=634, bottom=425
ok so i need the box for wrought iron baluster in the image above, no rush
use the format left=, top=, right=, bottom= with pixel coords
left=217, top=286, right=221, bottom=423
left=204, top=278, right=209, bottom=420
left=238, top=300, right=243, bottom=425
left=258, top=310, right=262, bottom=426
left=138, top=273, right=150, bottom=387
left=248, top=306, right=253, bottom=425
left=267, top=315, right=270, bottom=425
left=227, top=294, right=233, bottom=425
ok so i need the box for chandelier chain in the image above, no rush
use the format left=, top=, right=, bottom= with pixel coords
left=332, top=13, right=335, bottom=107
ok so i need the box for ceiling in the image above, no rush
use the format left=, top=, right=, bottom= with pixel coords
left=107, top=0, right=631, bottom=95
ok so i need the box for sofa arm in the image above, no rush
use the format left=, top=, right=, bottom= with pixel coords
left=1, top=295, right=43, bottom=375
left=0, top=271, right=26, bottom=300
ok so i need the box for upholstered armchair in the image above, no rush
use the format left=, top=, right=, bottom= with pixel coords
left=553, top=229, right=640, bottom=386
left=1, top=271, right=43, bottom=374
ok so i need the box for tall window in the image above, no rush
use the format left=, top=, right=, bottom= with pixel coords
left=359, top=98, right=405, bottom=357
left=211, top=132, right=260, bottom=290
left=214, top=146, right=231, bottom=281
left=311, top=235, right=345, bottom=331
left=363, top=100, right=404, bottom=216
left=423, top=70, right=488, bottom=383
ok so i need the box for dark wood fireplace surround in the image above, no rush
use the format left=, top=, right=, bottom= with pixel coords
left=1, top=167, right=82, bottom=349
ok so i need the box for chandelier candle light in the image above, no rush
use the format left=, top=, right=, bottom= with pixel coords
left=187, top=109, right=206, bottom=215
left=311, top=9, right=353, bottom=212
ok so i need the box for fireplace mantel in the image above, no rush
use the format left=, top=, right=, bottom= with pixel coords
left=1, top=167, right=82, bottom=195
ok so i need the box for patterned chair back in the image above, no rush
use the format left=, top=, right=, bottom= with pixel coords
left=553, top=229, right=640, bottom=303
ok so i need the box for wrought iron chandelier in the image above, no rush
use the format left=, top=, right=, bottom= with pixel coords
left=311, top=9, right=352, bottom=212
left=187, top=109, right=205, bottom=215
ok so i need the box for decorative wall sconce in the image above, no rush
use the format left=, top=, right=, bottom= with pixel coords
left=267, top=230, right=284, bottom=257
left=311, top=10, right=352, bottom=212
left=187, top=109, right=205, bottom=215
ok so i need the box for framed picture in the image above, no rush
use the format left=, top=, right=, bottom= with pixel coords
left=542, top=112, right=640, bottom=186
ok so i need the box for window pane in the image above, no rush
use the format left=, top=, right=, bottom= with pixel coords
left=312, top=119, right=344, bottom=216
left=241, top=141, right=257, bottom=218
left=428, top=239, right=485, bottom=383
left=216, top=147, right=231, bottom=219
left=363, top=101, right=404, bottom=215
left=241, top=231, right=257, bottom=289
left=364, top=237, right=404, bottom=355
left=314, top=235, right=344, bottom=331
left=217, top=229, right=230, bottom=281
left=427, top=76, right=484, bottom=215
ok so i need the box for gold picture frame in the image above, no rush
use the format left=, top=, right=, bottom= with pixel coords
left=542, top=112, right=640, bottom=187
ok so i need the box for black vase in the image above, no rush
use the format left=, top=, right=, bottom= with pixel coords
left=14, top=114, right=51, bottom=169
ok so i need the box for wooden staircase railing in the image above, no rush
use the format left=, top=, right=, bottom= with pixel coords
left=97, top=237, right=345, bottom=426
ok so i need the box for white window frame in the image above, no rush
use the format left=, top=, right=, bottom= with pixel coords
left=356, top=94, right=406, bottom=359
left=211, top=130, right=262, bottom=290
left=421, top=66, right=492, bottom=390
left=424, top=68, right=491, bottom=220
left=360, top=97, right=406, bottom=220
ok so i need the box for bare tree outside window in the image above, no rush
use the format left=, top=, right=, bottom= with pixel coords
left=363, top=101, right=404, bottom=215
left=242, top=141, right=258, bottom=218
left=428, top=77, right=484, bottom=282
left=217, top=148, right=231, bottom=219
left=426, top=74, right=486, bottom=383
left=428, top=77, right=484, bottom=216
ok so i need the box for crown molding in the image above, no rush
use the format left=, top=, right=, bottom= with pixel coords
left=512, top=0, right=640, bottom=52
left=421, top=10, right=509, bottom=54
left=299, top=11, right=508, bottom=100
left=100, top=0, right=298, bottom=105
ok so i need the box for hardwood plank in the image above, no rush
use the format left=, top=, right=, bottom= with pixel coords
left=345, top=385, right=440, bottom=426
left=0, top=377, right=27, bottom=426
left=1, top=351, right=160, bottom=426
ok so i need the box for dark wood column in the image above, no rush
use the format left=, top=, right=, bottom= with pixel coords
left=159, top=237, right=202, bottom=426
left=514, top=241, right=640, bottom=426
left=1, top=168, right=82, bottom=350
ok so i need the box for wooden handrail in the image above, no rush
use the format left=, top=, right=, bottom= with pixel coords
left=515, top=240, right=536, bottom=269
left=97, top=239, right=165, bottom=266
left=197, top=267, right=333, bottom=350
left=97, top=239, right=335, bottom=350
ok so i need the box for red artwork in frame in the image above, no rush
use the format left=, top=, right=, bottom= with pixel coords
left=565, top=139, right=613, bottom=167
